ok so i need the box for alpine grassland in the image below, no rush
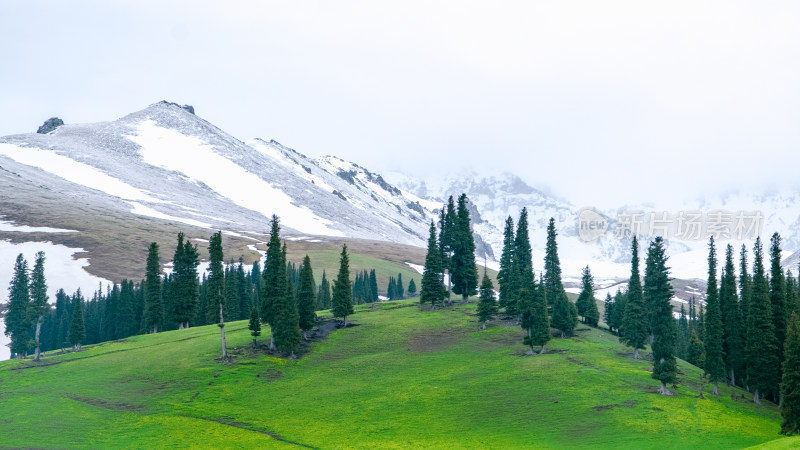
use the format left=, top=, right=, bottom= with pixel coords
left=0, top=299, right=787, bottom=449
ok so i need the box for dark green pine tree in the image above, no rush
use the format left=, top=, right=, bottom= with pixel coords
left=397, top=273, right=404, bottom=299
left=645, top=237, right=677, bottom=395
left=543, top=217, right=565, bottom=307
left=610, top=291, right=627, bottom=336
left=387, top=277, right=397, bottom=300
left=687, top=328, right=706, bottom=369
left=520, top=272, right=550, bottom=354
left=144, top=242, right=163, bottom=334
left=621, top=236, right=648, bottom=359
left=439, top=197, right=457, bottom=302
left=740, top=244, right=753, bottom=332
left=514, top=209, right=533, bottom=280
left=207, top=231, right=227, bottom=359
left=604, top=293, right=614, bottom=332
left=787, top=271, right=799, bottom=319
left=68, top=290, right=86, bottom=351
left=236, top=260, right=249, bottom=320
left=407, top=278, right=417, bottom=297
left=747, top=237, right=780, bottom=405
left=451, top=194, right=478, bottom=302
left=369, top=269, right=379, bottom=302
left=249, top=307, right=261, bottom=349
left=576, top=265, right=595, bottom=324
left=317, top=271, right=331, bottom=311
left=703, top=237, right=725, bottom=395
left=5, top=254, right=31, bottom=358
left=551, top=291, right=577, bottom=338
left=721, top=244, right=745, bottom=387
left=420, top=221, right=445, bottom=308
left=29, top=251, right=50, bottom=361
left=331, top=244, right=354, bottom=327
left=224, top=262, right=240, bottom=323
left=771, top=233, right=788, bottom=371
left=477, top=271, right=498, bottom=329
left=297, top=255, right=317, bottom=340
left=676, top=304, right=689, bottom=360
left=497, top=216, right=516, bottom=311
left=118, top=280, right=136, bottom=338
left=781, top=312, right=800, bottom=435
left=261, top=215, right=285, bottom=349
left=272, top=245, right=302, bottom=356
left=169, top=232, right=195, bottom=329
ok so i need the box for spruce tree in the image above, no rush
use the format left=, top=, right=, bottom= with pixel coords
left=170, top=233, right=200, bottom=329
left=249, top=307, right=261, bottom=348
left=439, top=197, right=457, bottom=302
left=781, top=312, right=800, bottom=435
left=515, top=209, right=533, bottom=279
left=397, top=273, right=404, bottom=299
left=5, top=254, right=31, bottom=358
left=388, top=277, right=397, bottom=300
left=420, top=221, right=445, bottom=308
left=451, top=194, right=478, bottom=302
left=610, top=291, right=627, bottom=336
left=747, top=237, right=779, bottom=405
left=144, top=243, right=163, bottom=334
left=771, top=233, right=788, bottom=372
left=317, top=271, right=331, bottom=310
left=297, top=255, right=317, bottom=340
left=645, top=237, right=677, bottom=395
left=369, top=269, right=379, bottom=302
left=551, top=291, right=577, bottom=338
left=261, top=215, right=284, bottom=349
left=407, top=278, right=417, bottom=297
left=68, top=290, right=86, bottom=351
left=787, top=271, right=799, bottom=319
left=224, top=262, right=240, bottom=323
left=576, top=265, right=595, bottom=324
left=604, top=293, right=614, bottom=332
left=677, top=304, right=689, bottom=360
left=272, top=245, right=301, bottom=355
left=207, top=231, right=227, bottom=359
left=497, top=216, right=516, bottom=311
left=520, top=272, right=549, bottom=354
left=687, top=329, right=706, bottom=368
left=543, top=217, right=565, bottom=307
left=721, top=244, right=744, bottom=387
left=29, top=251, right=50, bottom=361
left=477, top=271, right=498, bottom=329
left=331, top=244, right=354, bottom=326
left=620, top=236, right=648, bottom=359
left=740, top=244, right=753, bottom=330
left=703, top=237, right=725, bottom=395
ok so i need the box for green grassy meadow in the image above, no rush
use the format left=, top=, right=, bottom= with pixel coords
left=0, top=299, right=789, bottom=449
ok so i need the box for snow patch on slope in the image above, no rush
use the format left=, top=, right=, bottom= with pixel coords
left=0, top=221, right=77, bottom=233
left=128, top=120, right=344, bottom=237
left=0, top=143, right=162, bottom=203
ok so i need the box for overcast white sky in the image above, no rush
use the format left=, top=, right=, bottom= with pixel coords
left=2, top=1, right=799, bottom=208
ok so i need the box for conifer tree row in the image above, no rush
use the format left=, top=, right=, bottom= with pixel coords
left=703, top=237, right=725, bottom=395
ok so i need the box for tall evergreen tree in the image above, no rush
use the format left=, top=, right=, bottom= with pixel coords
left=576, top=265, right=596, bottom=324
left=397, top=273, right=404, bottom=299
left=497, top=216, right=516, bottom=311
left=170, top=233, right=200, bottom=329
left=677, top=304, right=689, bottom=360
left=369, top=269, right=379, bottom=302
left=29, top=251, right=49, bottom=361
left=5, top=254, right=31, bottom=358
left=297, top=255, right=317, bottom=340
left=144, top=243, right=163, bottom=334
left=317, top=271, right=331, bottom=311
left=610, top=291, right=627, bottom=336
left=771, top=233, right=788, bottom=372
left=515, top=209, right=533, bottom=278
left=787, top=270, right=799, bottom=319
left=621, top=236, right=648, bottom=359
left=420, top=221, right=445, bottom=308
left=477, top=271, right=498, bottom=329
left=747, top=237, right=779, bottom=405
left=645, top=237, right=677, bottom=395
left=68, top=290, right=86, bottom=351
left=439, top=197, right=457, bottom=302
left=387, top=277, right=397, bottom=300
left=604, top=293, right=614, bottom=332
left=451, top=194, right=478, bottom=302
left=781, top=312, right=800, bottom=435
left=224, top=262, right=240, bottom=323
left=273, top=245, right=301, bottom=355
left=703, top=237, right=725, bottom=395
left=740, top=244, right=753, bottom=331
left=261, top=215, right=284, bottom=349
left=207, top=231, right=227, bottom=359
left=687, top=328, right=706, bottom=369
left=331, top=244, right=354, bottom=326
left=520, top=272, right=549, bottom=354
left=543, top=217, right=565, bottom=307
left=721, top=244, right=744, bottom=387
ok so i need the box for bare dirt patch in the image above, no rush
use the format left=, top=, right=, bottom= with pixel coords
left=593, top=400, right=637, bottom=411
left=407, top=328, right=468, bottom=353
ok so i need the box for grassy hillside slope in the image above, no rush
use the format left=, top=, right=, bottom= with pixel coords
left=0, top=300, right=783, bottom=449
